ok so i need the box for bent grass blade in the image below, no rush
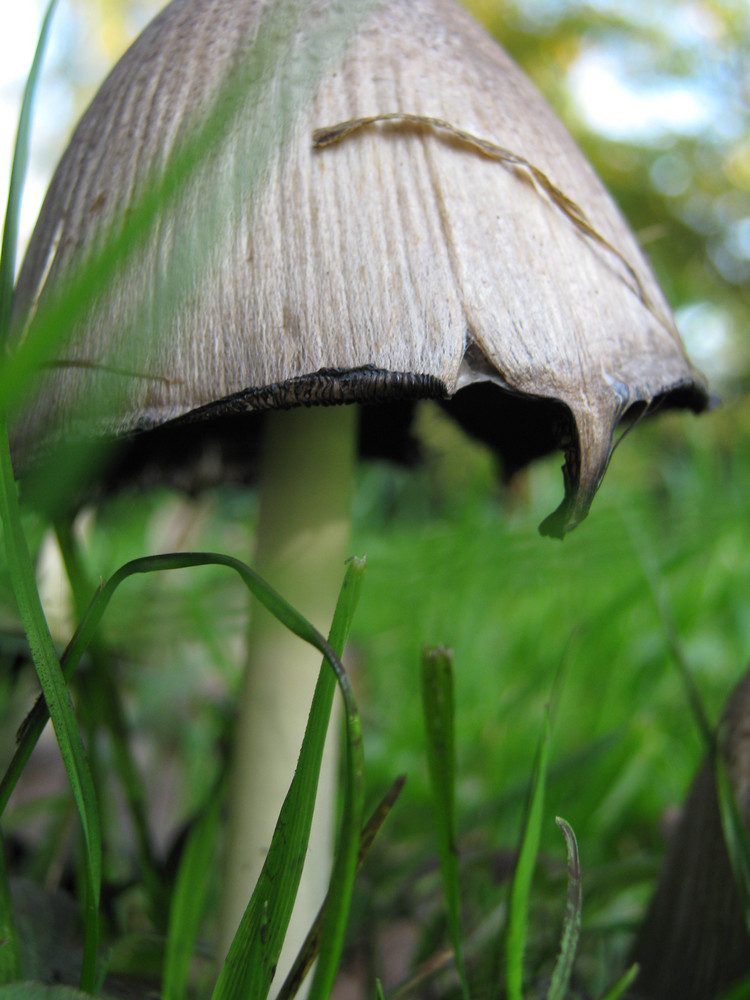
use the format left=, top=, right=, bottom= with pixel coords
left=421, top=646, right=471, bottom=1000
left=0, top=2, right=101, bottom=991
left=504, top=705, right=550, bottom=1000
left=276, top=774, right=406, bottom=1000
left=161, top=790, right=222, bottom=1000
left=0, top=550, right=366, bottom=999
left=213, top=554, right=365, bottom=1000
left=546, top=817, right=582, bottom=1000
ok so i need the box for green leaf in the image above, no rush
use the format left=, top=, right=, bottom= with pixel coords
left=0, top=548, right=363, bottom=998
left=55, top=522, right=163, bottom=925
left=546, top=817, right=582, bottom=1000
left=504, top=705, right=551, bottom=1000
left=420, top=646, right=470, bottom=1000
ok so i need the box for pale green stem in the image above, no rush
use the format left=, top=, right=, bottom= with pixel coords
left=219, top=403, right=357, bottom=988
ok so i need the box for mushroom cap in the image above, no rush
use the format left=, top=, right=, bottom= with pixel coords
left=10, top=0, right=709, bottom=535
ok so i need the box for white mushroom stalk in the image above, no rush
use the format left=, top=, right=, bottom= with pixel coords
left=8, top=0, right=708, bottom=989
left=222, top=403, right=356, bottom=973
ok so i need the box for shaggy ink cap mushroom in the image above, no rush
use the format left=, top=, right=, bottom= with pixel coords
left=10, top=0, right=709, bottom=537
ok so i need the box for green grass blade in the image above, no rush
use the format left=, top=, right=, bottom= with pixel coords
left=277, top=774, right=406, bottom=1000
left=1, top=551, right=352, bottom=812
left=0, top=832, right=22, bottom=983
left=1, top=549, right=364, bottom=997
left=295, top=556, right=366, bottom=1000
left=213, top=555, right=365, bottom=1000
left=420, top=646, right=470, bottom=1000
left=54, top=522, right=164, bottom=924
left=546, top=818, right=582, bottom=1000
left=623, top=513, right=713, bottom=746
left=0, top=547, right=362, bottom=996
left=0, top=10, right=102, bottom=985
left=0, top=0, right=59, bottom=343
left=597, top=963, right=639, bottom=1000
left=504, top=705, right=551, bottom=1000
left=0, top=546, right=367, bottom=999
left=0, top=427, right=101, bottom=993
left=162, top=793, right=222, bottom=1000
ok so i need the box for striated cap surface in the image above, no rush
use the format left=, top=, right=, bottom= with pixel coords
left=10, top=0, right=709, bottom=534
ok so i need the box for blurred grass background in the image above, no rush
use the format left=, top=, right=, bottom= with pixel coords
left=1, top=0, right=749, bottom=993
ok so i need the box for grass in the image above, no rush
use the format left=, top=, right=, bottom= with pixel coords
left=4, top=397, right=746, bottom=995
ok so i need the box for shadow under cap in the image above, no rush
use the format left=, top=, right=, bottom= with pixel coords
left=17, top=364, right=707, bottom=539
left=10, top=0, right=710, bottom=536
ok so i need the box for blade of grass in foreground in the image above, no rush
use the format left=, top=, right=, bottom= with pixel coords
left=0, top=427, right=102, bottom=993
left=55, top=522, right=164, bottom=925
left=162, top=791, right=222, bottom=1000
left=503, top=705, right=551, bottom=1000
left=0, top=549, right=363, bottom=998
left=299, top=555, right=367, bottom=1000
left=546, top=818, right=582, bottom=1000
left=0, top=550, right=362, bottom=996
left=213, top=555, right=366, bottom=1000
left=0, top=0, right=59, bottom=344
left=421, top=646, right=470, bottom=1000
left=0, top=552, right=351, bottom=811
left=0, top=4, right=101, bottom=989
left=277, top=774, right=406, bottom=1000
left=597, top=964, right=639, bottom=1000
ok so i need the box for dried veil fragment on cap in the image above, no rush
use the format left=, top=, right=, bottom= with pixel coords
left=9, top=0, right=709, bottom=535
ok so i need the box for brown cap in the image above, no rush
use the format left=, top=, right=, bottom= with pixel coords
left=10, top=0, right=709, bottom=535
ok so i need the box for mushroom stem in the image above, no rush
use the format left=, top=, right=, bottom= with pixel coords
left=219, top=403, right=357, bottom=986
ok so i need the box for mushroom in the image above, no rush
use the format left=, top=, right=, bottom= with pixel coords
left=9, top=0, right=708, bottom=987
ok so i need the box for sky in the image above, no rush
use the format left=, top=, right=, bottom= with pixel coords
left=0, top=0, right=159, bottom=257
